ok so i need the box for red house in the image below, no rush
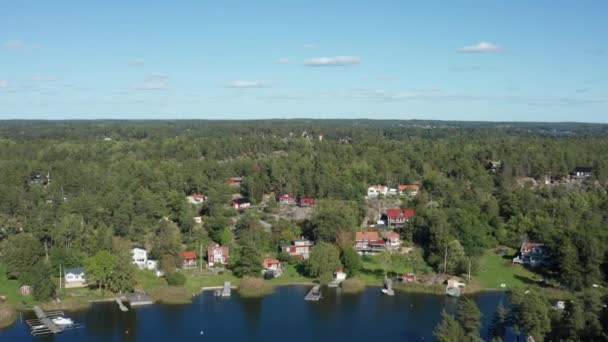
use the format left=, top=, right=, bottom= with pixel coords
left=227, top=177, right=243, bottom=186
left=386, top=208, right=415, bottom=227
left=354, top=231, right=385, bottom=253
left=208, top=244, right=229, bottom=267
left=278, top=193, right=296, bottom=205
left=281, top=238, right=314, bottom=259
left=299, top=197, right=315, bottom=207
left=180, top=251, right=198, bottom=269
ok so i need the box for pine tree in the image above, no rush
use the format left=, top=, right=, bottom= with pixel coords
left=457, top=297, right=482, bottom=337
left=434, top=310, right=466, bottom=342
left=489, top=302, right=507, bottom=340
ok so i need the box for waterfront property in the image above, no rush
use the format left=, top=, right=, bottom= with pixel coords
left=208, top=244, right=229, bottom=267
left=354, top=231, right=385, bottom=254
left=262, top=258, right=283, bottom=278
left=512, top=242, right=547, bottom=267
left=63, top=267, right=86, bottom=289
left=180, top=251, right=198, bottom=269
left=131, top=247, right=148, bottom=269
left=281, top=238, right=314, bottom=259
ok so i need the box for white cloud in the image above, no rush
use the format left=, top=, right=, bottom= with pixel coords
left=303, top=43, right=319, bottom=49
left=226, top=80, right=271, bottom=88
left=304, top=56, right=361, bottom=67
left=128, top=58, right=145, bottom=66
left=32, top=74, right=56, bottom=82
left=132, top=82, right=169, bottom=90
left=146, top=73, right=170, bottom=81
left=457, top=41, right=502, bottom=53
left=2, top=40, right=25, bottom=49
left=0, top=80, right=8, bottom=88
left=274, top=57, right=289, bottom=64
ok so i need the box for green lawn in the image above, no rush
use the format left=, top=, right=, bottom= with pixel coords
left=0, top=264, right=35, bottom=305
left=472, top=249, right=541, bottom=290
left=358, top=253, right=414, bottom=285
left=267, top=264, right=312, bottom=285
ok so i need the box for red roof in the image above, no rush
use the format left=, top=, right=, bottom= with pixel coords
left=180, top=251, right=197, bottom=260
left=263, top=258, right=280, bottom=268
left=191, top=193, right=206, bottom=199
left=399, top=184, right=420, bottom=191
left=521, top=242, right=544, bottom=250
left=279, top=193, right=295, bottom=199
left=386, top=208, right=415, bottom=219
left=385, top=232, right=400, bottom=239
left=356, top=231, right=380, bottom=241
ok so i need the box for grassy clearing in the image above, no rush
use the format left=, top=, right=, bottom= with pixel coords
left=134, top=269, right=167, bottom=291
left=0, top=263, right=34, bottom=306
left=238, top=277, right=273, bottom=298
left=267, top=264, right=312, bottom=285
left=472, top=249, right=542, bottom=290
left=0, top=304, right=16, bottom=329
left=150, top=286, right=192, bottom=304
left=358, top=254, right=414, bottom=286
left=182, top=269, right=239, bottom=293
left=341, top=277, right=366, bottom=294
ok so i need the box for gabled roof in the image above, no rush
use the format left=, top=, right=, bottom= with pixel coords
left=190, top=193, right=206, bottom=199
left=180, top=251, right=197, bottom=260
left=263, top=258, right=280, bottom=268
left=279, top=193, right=295, bottom=199
left=208, top=244, right=229, bottom=254
left=574, top=166, right=593, bottom=173
left=385, top=231, right=400, bottom=239
left=386, top=208, right=415, bottom=219
left=356, top=231, right=380, bottom=241
left=64, top=267, right=85, bottom=275
left=232, top=197, right=251, bottom=205
left=398, top=184, right=420, bottom=191
left=521, top=242, right=545, bottom=250
left=369, top=185, right=388, bottom=190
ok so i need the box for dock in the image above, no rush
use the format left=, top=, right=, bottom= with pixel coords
left=382, top=277, right=395, bottom=296
left=126, top=292, right=154, bottom=306
left=115, top=298, right=129, bottom=311
left=214, top=281, right=231, bottom=298
left=304, top=285, right=322, bottom=301
left=26, top=306, right=82, bottom=336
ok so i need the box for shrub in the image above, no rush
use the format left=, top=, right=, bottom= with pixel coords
left=341, top=278, right=365, bottom=294
left=238, top=276, right=273, bottom=298
left=165, top=272, right=187, bottom=286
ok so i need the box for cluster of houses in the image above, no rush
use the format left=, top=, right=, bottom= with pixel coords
left=366, top=184, right=420, bottom=198
left=278, top=193, right=316, bottom=207
left=354, top=230, right=403, bottom=254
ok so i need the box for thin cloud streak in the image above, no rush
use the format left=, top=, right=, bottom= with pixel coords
left=304, top=56, right=361, bottom=67
left=457, top=42, right=502, bottom=53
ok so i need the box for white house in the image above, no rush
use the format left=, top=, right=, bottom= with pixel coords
left=132, top=247, right=148, bottom=269
left=186, top=193, right=207, bottom=204
left=145, top=259, right=164, bottom=277
left=64, top=267, right=86, bottom=288
left=334, top=269, right=347, bottom=281
left=367, top=185, right=388, bottom=198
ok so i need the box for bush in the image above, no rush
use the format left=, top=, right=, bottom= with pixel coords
left=165, top=272, right=187, bottom=286
left=238, top=276, right=273, bottom=298
left=341, top=278, right=365, bottom=294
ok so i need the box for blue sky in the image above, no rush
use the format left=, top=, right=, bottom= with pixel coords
left=0, top=0, right=606, bottom=122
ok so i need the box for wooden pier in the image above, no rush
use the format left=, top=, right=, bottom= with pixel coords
left=382, top=277, right=395, bottom=296
left=214, top=281, right=231, bottom=298
left=115, top=297, right=129, bottom=311
left=26, top=306, right=82, bottom=336
left=304, top=285, right=322, bottom=301
left=126, top=292, right=154, bottom=306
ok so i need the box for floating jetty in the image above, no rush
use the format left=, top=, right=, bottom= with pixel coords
left=115, top=298, right=129, bottom=312
left=26, top=306, right=82, bottom=336
left=214, top=281, right=231, bottom=298
left=126, top=292, right=154, bottom=306
left=382, top=277, right=395, bottom=296
left=304, top=285, right=322, bottom=301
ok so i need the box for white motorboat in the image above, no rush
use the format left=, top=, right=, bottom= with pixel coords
left=51, top=317, right=74, bottom=326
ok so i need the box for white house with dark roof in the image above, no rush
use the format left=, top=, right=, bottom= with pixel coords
left=64, top=267, right=86, bottom=288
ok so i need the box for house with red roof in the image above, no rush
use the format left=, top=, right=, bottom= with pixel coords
left=227, top=177, right=243, bottom=186
left=398, top=184, right=420, bottom=196
left=384, top=231, right=401, bottom=249
left=278, top=193, right=296, bottom=205
left=208, top=244, right=229, bottom=267
left=180, top=251, right=198, bottom=269
left=262, top=258, right=283, bottom=278
left=186, top=193, right=207, bottom=205
left=354, top=231, right=386, bottom=254
left=281, top=238, right=314, bottom=259
left=299, top=197, right=315, bottom=207
left=386, top=208, right=415, bottom=227
left=512, top=242, right=547, bottom=267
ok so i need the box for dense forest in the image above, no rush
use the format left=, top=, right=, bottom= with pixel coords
left=1, top=120, right=607, bottom=340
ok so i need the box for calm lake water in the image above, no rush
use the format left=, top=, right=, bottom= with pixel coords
left=1, top=286, right=509, bottom=341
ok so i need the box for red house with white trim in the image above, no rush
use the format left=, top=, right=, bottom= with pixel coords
left=278, top=193, right=296, bottom=205
left=354, top=231, right=385, bottom=254
left=208, top=244, right=229, bottom=267
left=299, top=197, right=315, bottom=207
left=232, top=198, right=251, bottom=210
left=281, top=238, right=314, bottom=259
left=386, top=208, right=415, bottom=227
left=180, top=251, right=198, bottom=269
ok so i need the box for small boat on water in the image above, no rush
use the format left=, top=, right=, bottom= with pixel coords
left=51, top=317, right=74, bottom=326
